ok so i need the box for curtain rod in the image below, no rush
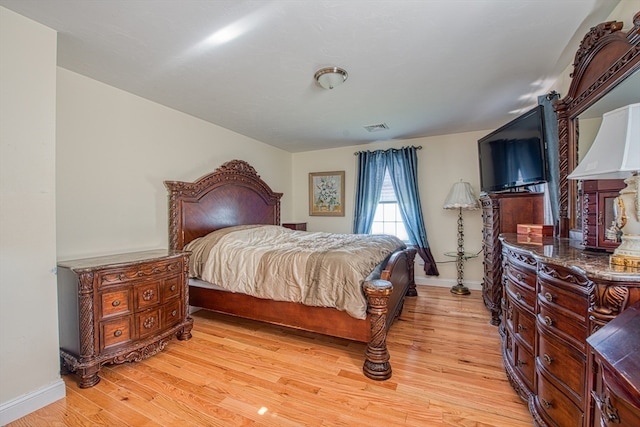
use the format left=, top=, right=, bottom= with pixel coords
left=353, top=145, right=422, bottom=156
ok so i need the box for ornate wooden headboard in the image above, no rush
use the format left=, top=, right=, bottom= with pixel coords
left=164, top=160, right=283, bottom=250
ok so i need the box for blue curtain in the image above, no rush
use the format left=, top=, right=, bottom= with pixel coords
left=353, top=150, right=387, bottom=234
left=353, top=146, right=439, bottom=276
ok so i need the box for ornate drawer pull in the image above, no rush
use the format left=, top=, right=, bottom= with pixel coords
left=517, top=324, right=525, bottom=332
left=517, top=359, right=526, bottom=367
left=142, top=289, right=155, bottom=301
left=516, top=273, right=523, bottom=281
left=543, top=354, right=553, bottom=365
left=544, top=292, right=553, bottom=302
left=143, top=317, right=156, bottom=329
left=544, top=316, right=553, bottom=326
left=112, top=300, right=120, bottom=307
left=171, top=309, right=177, bottom=317
left=516, top=292, right=522, bottom=301
left=170, top=285, right=177, bottom=292
left=114, top=330, right=122, bottom=337
left=541, top=398, right=552, bottom=409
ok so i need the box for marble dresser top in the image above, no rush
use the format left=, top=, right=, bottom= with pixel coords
left=500, top=234, right=640, bottom=283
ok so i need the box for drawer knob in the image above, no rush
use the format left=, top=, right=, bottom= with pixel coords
left=114, top=330, right=122, bottom=337
left=543, top=354, right=553, bottom=365
left=544, top=292, right=553, bottom=302
left=142, top=289, right=155, bottom=301
left=143, top=317, right=156, bottom=329
left=517, top=359, right=526, bottom=367
left=541, top=398, right=552, bottom=409
left=544, top=316, right=553, bottom=326
left=112, top=300, right=121, bottom=307
left=516, top=273, right=523, bottom=281
left=517, top=324, right=525, bottom=332
left=171, top=309, right=177, bottom=317
left=170, top=285, right=177, bottom=292
left=516, top=292, right=522, bottom=301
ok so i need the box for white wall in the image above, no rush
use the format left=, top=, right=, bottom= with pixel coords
left=0, top=7, right=64, bottom=424
left=292, top=132, right=486, bottom=288
left=56, top=68, right=293, bottom=260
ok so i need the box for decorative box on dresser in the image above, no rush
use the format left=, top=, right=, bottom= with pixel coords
left=481, top=192, right=544, bottom=325
left=57, top=250, right=194, bottom=388
left=499, top=234, right=640, bottom=427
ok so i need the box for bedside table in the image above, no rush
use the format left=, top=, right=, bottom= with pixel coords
left=57, top=249, right=193, bottom=388
left=282, top=222, right=307, bottom=231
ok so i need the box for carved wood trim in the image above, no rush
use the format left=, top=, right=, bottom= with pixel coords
left=555, top=11, right=640, bottom=236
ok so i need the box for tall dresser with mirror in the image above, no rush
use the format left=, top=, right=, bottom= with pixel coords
left=499, top=11, right=640, bottom=427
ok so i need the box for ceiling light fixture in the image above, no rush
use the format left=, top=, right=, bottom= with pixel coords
left=314, top=67, right=348, bottom=90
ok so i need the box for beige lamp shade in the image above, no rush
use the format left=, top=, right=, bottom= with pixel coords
left=443, top=181, right=479, bottom=210
left=568, top=103, right=640, bottom=180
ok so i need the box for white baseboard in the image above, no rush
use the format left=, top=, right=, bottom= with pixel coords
left=0, top=379, right=66, bottom=425
left=415, top=276, right=483, bottom=291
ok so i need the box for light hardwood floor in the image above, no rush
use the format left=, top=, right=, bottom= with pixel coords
left=8, top=285, right=532, bottom=426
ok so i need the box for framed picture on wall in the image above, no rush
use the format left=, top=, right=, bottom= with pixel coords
left=309, top=171, right=345, bottom=216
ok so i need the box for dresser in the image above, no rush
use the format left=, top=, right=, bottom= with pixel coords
left=57, top=250, right=194, bottom=388
left=500, top=235, right=640, bottom=427
left=481, top=192, right=544, bottom=325
left=587, top=301, right=640, bottom=427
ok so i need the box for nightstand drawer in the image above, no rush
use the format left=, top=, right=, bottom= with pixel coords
left=135, top=281, right=161, bottom=310
left=101, top=317, right=132, bottom=350
left=136, top=308, right=162, bottom=338
left=163, top=299, right=182, bottom=328
left=101, top=289, right=131, bottom=318
left=162, top=276, right=181, bottom=301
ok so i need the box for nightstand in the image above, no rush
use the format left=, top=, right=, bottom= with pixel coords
left=282, top=222, right=307, bottom=231
left=57, top=249, right=193, bottom=388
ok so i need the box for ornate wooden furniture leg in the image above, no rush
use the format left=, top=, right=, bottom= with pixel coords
left=363, top=279, right=393, bottom=381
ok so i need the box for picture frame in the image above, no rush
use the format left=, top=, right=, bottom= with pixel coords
left=309, top=171, right=345, bottom=216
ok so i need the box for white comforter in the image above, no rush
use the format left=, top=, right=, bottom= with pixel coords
left=184, top=225, right=405, bottom=319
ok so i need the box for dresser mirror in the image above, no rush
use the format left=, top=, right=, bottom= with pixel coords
left=554, top=12, right=640, bottom=237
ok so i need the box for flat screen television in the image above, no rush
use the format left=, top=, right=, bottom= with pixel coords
left=478, top=105, right=548, bottom=193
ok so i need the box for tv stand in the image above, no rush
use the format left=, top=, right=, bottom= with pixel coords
left=480, top=192, right=544, bottom=325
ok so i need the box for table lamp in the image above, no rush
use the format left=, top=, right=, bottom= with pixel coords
left=568, top=103, right=640, bottom=268
left=443, top=180, right=480, bottom=294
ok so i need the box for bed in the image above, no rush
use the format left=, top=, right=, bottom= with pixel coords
left=165, top=159, right=417, bottom=380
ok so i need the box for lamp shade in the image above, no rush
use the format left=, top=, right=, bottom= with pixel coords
left=568, top=103, right=640, bottom=180
left=443, top=181, right=479, bottom=210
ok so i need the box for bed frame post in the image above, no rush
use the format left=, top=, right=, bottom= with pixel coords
left=362, top=279, right=393, bottom=381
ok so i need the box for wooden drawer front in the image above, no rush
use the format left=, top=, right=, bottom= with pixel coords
left=98, top=258, right=182, bottom=288
left=513, top=307, right=535, bottom=351
left=538, top=330, right=585, bottom=402
left=536, top=373, right=584, bottom=427
left=538, top=303, right=587, bottom=351
left=162, top=299, right=182, bottom=329
left=135, top=282, right=161, bottom=310
left=101, top=289, right=130, bottom=318
left=503, top=326, right=515, bottom=365
left=162, top=276, right=181, bottom=302
left=506, top=276, right=536, bottom=313
left=538, top=304, right=587, bottom=353
left=514, top=340, right=535, bottom=390
left=594, top=364, right=640, bottom=427
left=538, top=280, right=588, bottom=318
left=136, top=308, right=161, bottom=338
left=101, top=317, right=132, bottom=350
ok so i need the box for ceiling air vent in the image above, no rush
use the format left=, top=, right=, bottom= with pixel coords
left=364, top=123, right=389, bottom=132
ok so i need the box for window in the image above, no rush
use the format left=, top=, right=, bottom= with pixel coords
left=371, top=169, right=409, bottom=241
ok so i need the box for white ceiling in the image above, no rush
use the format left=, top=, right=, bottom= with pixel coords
left=0, top=0, right=623, bottom=152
